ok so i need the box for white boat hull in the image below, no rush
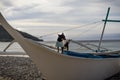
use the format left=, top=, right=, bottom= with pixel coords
left=0, top=13, right=119, bottom=80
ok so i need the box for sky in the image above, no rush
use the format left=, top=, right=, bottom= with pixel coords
left=0, top=0, right=120, bottom=41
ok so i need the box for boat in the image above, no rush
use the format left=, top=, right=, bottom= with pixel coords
left=0, top=7, right=120, bottom=80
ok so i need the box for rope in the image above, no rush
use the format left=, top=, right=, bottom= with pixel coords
left=71, top=22, right=103, bottom=39
left=39, top=20, right=101, bottom=38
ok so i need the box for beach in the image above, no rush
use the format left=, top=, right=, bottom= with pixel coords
left=0, top=55, right=42, bottom=80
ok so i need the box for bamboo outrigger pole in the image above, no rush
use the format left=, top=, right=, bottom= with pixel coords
left=97, top=7, right=110, bottom=52
left=98, top=7, right=120, bottom=52
left=102, top=20, right=120, bottom=22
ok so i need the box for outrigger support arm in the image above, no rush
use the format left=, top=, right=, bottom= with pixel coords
left=3, top=40, right=15, bottom=52
left=71, top=40, right=95, bottom=52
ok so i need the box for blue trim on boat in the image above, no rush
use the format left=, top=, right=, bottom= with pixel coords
left=63, top=51, right=120, bottom=58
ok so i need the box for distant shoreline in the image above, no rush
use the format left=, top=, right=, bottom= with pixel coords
left=44, top=39, right=120, bottom=43
left=78, top=39, right=120, bottom=42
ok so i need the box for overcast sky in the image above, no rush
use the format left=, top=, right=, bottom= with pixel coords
left=0, top=0, right=120, bottom=41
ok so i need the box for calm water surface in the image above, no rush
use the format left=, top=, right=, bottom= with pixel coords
left=40, top=41, right=120, bottom=53
left=0, top=41, right=120, bottom=53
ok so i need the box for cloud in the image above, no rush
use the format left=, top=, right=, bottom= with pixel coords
left=1, top=0, right=119, bottom=23
left=0, top=0, right=12, bottom=7
left=0, top=0, right=120, bottom=40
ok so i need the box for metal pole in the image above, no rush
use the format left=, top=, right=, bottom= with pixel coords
left=97, top=7, right=110, bottom=52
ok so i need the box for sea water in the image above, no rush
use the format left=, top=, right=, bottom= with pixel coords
left=0, top=41, right=120, bottom=53
left=0, top=42, right=25, bottom=52
left=40, top=40, right=120, bottom=53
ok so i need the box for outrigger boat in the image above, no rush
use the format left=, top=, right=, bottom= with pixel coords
left=0, top=7, right=120, bottom=80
